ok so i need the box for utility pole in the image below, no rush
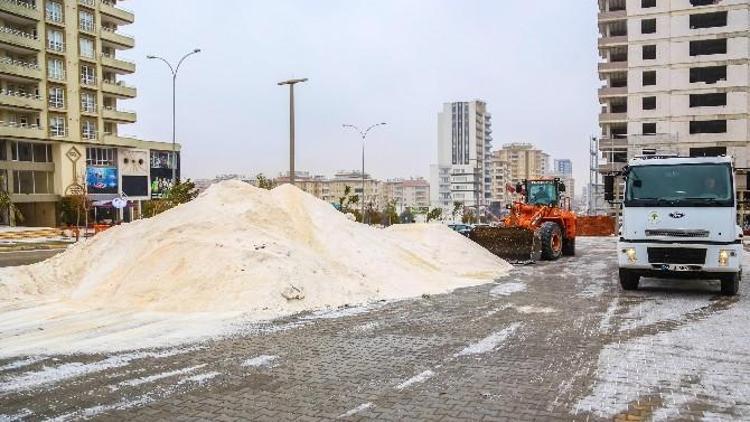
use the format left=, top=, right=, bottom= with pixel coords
left=277, top=78, right=308, bottom=186
left=343, top=122, right=387, bottom=223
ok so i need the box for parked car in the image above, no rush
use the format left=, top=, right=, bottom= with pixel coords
left=448, top=223, right=473, bottom=237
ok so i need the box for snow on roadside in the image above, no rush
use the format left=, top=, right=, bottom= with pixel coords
left=455, top=322, right=522, bottom=357
left=618, top=294, right=711, bottom=332
left=338, top=402, right=374, bottom=418
left=0, top=357, right=46, bottom=372
left=395, top=370, right=434, bottom=390
left=112, top=364, right=206, bottom=390
left=490, top=282, right=527, bottom=297
left=176, top=371, right=220, bottom=386
left=241, top=355, right=277, bottom=368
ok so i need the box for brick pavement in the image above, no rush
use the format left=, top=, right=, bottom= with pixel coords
left=1, top=237, right=748, bottom=421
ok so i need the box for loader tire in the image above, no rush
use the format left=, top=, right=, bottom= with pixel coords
left=540, top=222, right=563, bottom=261
left=562, top=238, right=576, bottom=256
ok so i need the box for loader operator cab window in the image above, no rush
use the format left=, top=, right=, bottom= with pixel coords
left=527, top=182, right=558, bottom=206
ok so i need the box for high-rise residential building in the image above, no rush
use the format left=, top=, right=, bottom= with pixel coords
left=554, top=159, right=573, bottom=176
left=430, top=100, right=493, bottom=211
left=597, top=0, right=750, bottom=206
left=488, top=150, right=512, bottom=208
left=0, top=0, right=177, bottom=226
left=494, top=143, right=550, bottom=184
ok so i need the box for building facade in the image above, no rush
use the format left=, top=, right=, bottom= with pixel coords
left=384, top=178, right=430, bottom=211
left=431, top=100, right=493, bottom=211
left=488, top=150, right=512, bottom=208
left=0, top=0, right=177, bottom=226
left=494, top=143, right=550, bottom=184
left=597, top=0, right=750, bottom=206
left=554, top=158, right=573, bottom=177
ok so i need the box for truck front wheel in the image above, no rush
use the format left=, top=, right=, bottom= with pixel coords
left=619, top=269, right=640, bottom=291
left=720, top=271, right=741, bottom=296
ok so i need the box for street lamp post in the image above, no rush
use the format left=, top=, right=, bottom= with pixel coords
left=147, top=49, right=202, bottom=187
left=343, top=122, right=387, bottom=224
left=277, top=78, right=308, bottom=186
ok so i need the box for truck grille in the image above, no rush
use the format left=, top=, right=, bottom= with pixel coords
left=647, top=247, right=706, bottom=265
left=645, top=229, right=710, bottom=238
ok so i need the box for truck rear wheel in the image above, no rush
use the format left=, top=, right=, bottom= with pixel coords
left=540, top=222, right=563, bottom=261
left=619, top=269, right=640, bottom=290
left=720, top=271, right=740, bottom=296
left=562, top=238, right=575, bottom=256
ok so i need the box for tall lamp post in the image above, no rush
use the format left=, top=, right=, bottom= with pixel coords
left=277, top=78, right=308, bottom=186
left=343, top=122, right=387, bottom=223
left=146, top=49, right=202, bottom=187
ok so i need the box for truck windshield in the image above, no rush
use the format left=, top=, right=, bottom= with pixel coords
left=527, top=182, right=557, bottom=205
left=625, top=163, right=733, bottom=207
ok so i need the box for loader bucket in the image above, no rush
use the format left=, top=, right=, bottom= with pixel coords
left=469, top=226, right=542, bottom=264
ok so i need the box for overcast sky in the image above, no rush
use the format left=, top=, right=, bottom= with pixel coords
left=127, top=0, right=601, bottom=192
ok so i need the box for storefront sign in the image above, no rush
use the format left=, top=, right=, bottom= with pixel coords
left=86, top=167, right=118, bottom=194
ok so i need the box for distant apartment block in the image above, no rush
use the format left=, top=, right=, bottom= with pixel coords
left=494, top=143, right=550, bottom=184
left=0, top=0, right=178, bottom=226
left=430, top=100, right=493, bottom=211
left=597, top=0, right=750, bottom=177
left=554, top=159, right=573, bottom=176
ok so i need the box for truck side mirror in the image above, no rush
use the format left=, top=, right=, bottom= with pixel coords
left=515, top=183, right=524, bottom=193
left=604, top=175, right=615, bottom=202
left=559, top=183, right=566, bottom=193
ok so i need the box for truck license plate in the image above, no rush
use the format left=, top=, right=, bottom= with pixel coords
left=661, top=264, right=692, bottom=272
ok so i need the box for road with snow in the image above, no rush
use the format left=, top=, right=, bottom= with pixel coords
left=1, top=237, right=748, bottom=421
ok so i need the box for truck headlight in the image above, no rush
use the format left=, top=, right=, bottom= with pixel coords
left=718, top=249, right=735, bottom=267
left=623, top=248, right=637, bottom=264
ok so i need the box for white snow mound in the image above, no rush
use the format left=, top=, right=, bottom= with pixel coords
left=0, top=181, right=510, bottom=355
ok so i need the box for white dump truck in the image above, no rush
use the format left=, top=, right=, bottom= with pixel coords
left=614, top=155, right=743, bottom=295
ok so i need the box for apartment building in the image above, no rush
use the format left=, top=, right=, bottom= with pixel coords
left=488, top=150, right=512, bottom=208
left=597, top=0, right=750, bottom=198
left=554, top=159, right=573, bottom=176
left=384, top=178, right=430, bottom=210
left=430, top=100, right=493, bottom=211
left=0, top=0, right=177, bottom=226
left=494, top=143, right=550, bottom=184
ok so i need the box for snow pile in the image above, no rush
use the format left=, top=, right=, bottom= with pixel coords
left=0, top=181, right=511, bottom=355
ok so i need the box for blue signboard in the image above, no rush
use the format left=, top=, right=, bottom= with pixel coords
left=86, top=167, right=118, bottom=194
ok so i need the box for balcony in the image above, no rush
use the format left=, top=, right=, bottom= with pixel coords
left=598, top=86, right=628, bottom=97
left=598, top=35, right=628, bottom=47
left=0, top=90, right=43, bottom=110
left=0, top=57, right=41, bottom=79
left=78, top=0, right=95, bottom=8
left=102, top=106, right=136, bottom=123
left=598, top=137, right=629, bottom=149
left=598, top=162, right=627, bottom=174
left=0, top=0, right=41, bottom=21
left=0, top=120, right=44, bottom=140
left=598, top=61, right=628, bottom=72
left=100, top=0, right=135, bottom=24
left=599, top=112, right=628, bottom=123
left=598, top=10, right=626, bottom=22
left=101, top=53, right=136, bottom=74
left=0, top=26, right=40, bottom=50
left=100, top=27, right=135, bottom=49
left=102, top=79, right=136, bottom=98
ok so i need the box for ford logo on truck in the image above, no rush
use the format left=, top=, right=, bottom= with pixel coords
left=669, top=211, right=685, bottom=219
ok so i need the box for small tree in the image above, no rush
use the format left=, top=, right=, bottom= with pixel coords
left=399, top=207, right=415, bottom=224
left=0, top=174, right=22, bottom=226
left=256, top=173, right=275, bottom=190
left=426, top=208, right=442, bottom=223
left=452, top=201, right=464, bottom=221
left=143, top=179, right=199, bottom=218
left=383, top=200, right=399, bottom=226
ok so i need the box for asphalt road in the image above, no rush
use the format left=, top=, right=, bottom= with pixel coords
left=0, top=237, right=748, bottom=421
left=0, top=249, right=63, bottom=268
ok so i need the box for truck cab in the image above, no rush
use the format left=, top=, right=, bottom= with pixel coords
left=616, top=155, right=743, bottom=295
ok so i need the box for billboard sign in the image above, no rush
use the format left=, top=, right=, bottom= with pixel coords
left=86, top=167, right=118, bottom=194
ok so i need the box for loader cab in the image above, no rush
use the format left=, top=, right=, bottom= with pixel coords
left=518, top=179, right=566, bottom=206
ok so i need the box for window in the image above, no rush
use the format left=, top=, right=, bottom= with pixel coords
left=48, top=86, right=64, bottom=108
left=81, top=65, right=96, bottom=85
left=12, top=141, right=32, bottom=161
left=47, top=29, right=64, bottom=51
left=643, top=71, right=656, bottom=86
left=690, top=119, right=727, bottom=134
left=79, top=10, right=95, bottom=32
left=14, top=171, right=34, bottom=194
left=49, top=115, right=66, bottom=137
left=642, top=0, right=656, bottom=7
left=81, top=91, right=96, bottom=112
left=690, top=11, right=728, bottom=29
left=690, top=92, right=727, bottom=107
left=47, top=58, right=64, bottom=80
left=690, top=0, right=718, bottom=5
left=642, top=96, right=657, bottom=110
left=690, top=39, right=727, bottom=56
left=643, top=123, right=657, bottom=134
left=641, top=19, right=657, bottom=34
left=32, top=143, right=50, bottom=163
left=642, top=45, right=656, bottom=60
left=86, top=147, right=116, bottom=167
left=690, top=147, right=726, bottom=157
left=45, top=1, right=62, bottom=22
left=690, top=65, right=727, bottom=84
left=12, top=171, right=53, bottom=194
left=79, top=37, right=94, bottom=59
left=82, top=120, right=96, bottom=140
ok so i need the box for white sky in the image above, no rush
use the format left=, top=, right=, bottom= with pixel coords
left=126, top=0, right=602, bottom=192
